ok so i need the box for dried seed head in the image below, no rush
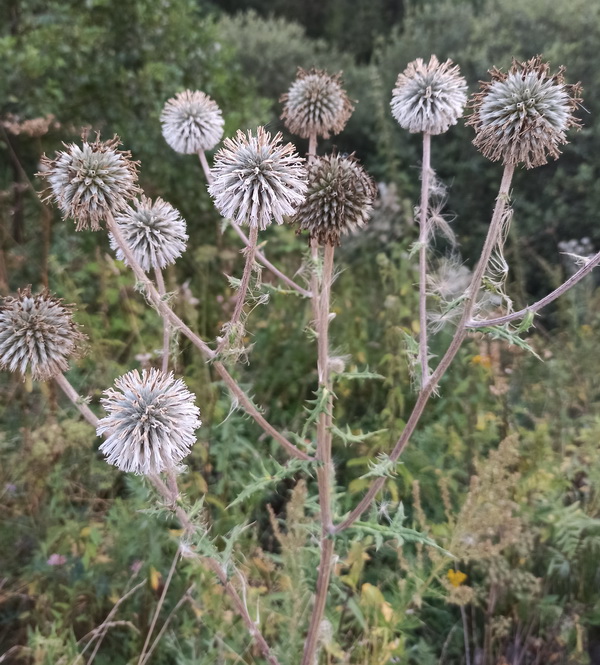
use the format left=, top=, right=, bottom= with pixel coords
left=40, top=136, right=140, bottom=231
left=160, top=90, right=224, bottom=154
left=281, top=68, right=354, bottom=139
left=109, top=196, right=188, bottom=272
left=0, top=288, right=85, bottom=381
left=391, top=55, right=467, bottom=135
left=293, top=154, right=377, bottom=246
left=97, top=368, right=201, bottom=475
left=468, top=56, right=582, bottom=168
left=208, top=127, right=307, bottom=230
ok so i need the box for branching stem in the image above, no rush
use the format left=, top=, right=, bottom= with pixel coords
left=154, top=267, right=171, bottom=373
left=419, top=132, right=432, bottom=386
left=54, top=373, right=99, bottom=428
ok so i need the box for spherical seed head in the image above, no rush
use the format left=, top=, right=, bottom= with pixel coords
left=160, top=90, right=224, bottom=154
left=467, top=56, right=582, bottom=168
left=40, top=136, right=140, bottom=231
left=391, top=55, right=468, bottom=135
left=0, top=287, right=85, bottom=381
left=281, top=68, right=354, bottom=139
left=293, top=154, right=377, bottom=246
left=208, top=127, right=307, bottom=230
left=97, top=368, right=201, bottom=475
left=109, top=196, right=188, bottom=272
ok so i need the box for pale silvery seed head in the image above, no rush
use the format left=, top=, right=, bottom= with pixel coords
left=468, top=56, right=582, bottom=168
left=293, top=154, right=377, bottom=246
left=109, top=196, right=188, bottom=272
left=391, top=55, right=467, bottom=135
left=160, top=90, right=224, bottom=154
left=208, top=127, right=308, bottom=230
left=281, top=68, right=354, bottom=139
left=0, top=287, right=85, bottom=381
left=97, top=368, right=201, bottom=475
left=40, top=136, right=140, bottom=231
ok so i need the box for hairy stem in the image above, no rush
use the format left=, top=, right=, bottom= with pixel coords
left=308, top=132, right=318, bottom=162
left=54, top=373, right=99, bottom=428
left=216, top=224, right=258, bottom=355
left=335, top=163, right=516, bottom=533
left=301, top=242, right=335, bottom=665
left=107, top=213, right=311, bottom=462
left=419, top=132, right=432, bottom=386
left=466, top=249, right=600, bottom=328
left=154, top=267, right=171, bottom=373
left=198, top=151, right=311, bottom=297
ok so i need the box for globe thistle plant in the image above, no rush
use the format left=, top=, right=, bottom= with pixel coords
left=160, top=90, right=224, bottom=154
left=109, top=196, right=188, bottom=272
left=40, top=135, right=140, bottom=231
left=0, top=287, right=85, bottom=381
left=391, top=55, right=468, bottom=135
left=208, top=127, right=307, bottom=230
left=97, top=368, right=201, bottom=475
left=468, top=57, right=582, bottom=169
left=294, top=154, right=377, bottom=246
left=281, top=68, right=354, bottom=139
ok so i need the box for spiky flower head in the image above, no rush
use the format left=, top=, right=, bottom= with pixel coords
left=468, top=56, right=582, bottom=168
left=281, top=68, right=354, bottom=139
left=293, top=154, right=377, bottom=246
left=160, top=90, right=224, bottom=154
left=208, top=127, right=307, bottom=230
left=0, top=287, right=85, bottom=381
left=109, top=196, right=188, bottom=272
left=391, top=55, right=468, bottom=135
left=40, top=135, right=140, bottom=231
left=97, top=368, right=201, bottom=475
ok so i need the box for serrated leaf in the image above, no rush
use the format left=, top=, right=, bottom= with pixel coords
left=350, top=521, right=454, bottom=557
left=479, top=324, right=541, bottom=359
left=330, top=425, right=387, bottom=446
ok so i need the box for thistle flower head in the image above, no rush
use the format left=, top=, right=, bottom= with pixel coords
left=40, top=135, right=140, bottom=231
left=208, top=127, right=307, bottom=230
left=0, top=288, right=85, bottom=381
left=281, top=68, right=354, bottom=139
left=109, top=196, right=188, bottom=272
left=97, top=368, right=201, bottom=475
left=160, top=90, right=224, bottom=154
left=468, top=56, right=582, bottom=168
left=293, top=154, right=377, bottom=246
left=391, top=55, right=468, bottom=134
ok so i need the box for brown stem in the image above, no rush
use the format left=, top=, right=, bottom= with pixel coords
left=54, top=373, right=99, bottom=428
left=107, top=214, right=311, bottom=462
left=307, top=132, right=318, bottom=162
left=335, top=163, right=516, bottom=533
left=418, top=133, right=432, bottom=386
left=301, top=242, right=335, bottom=665
left=198, top=151, right=311, bottom=298
left=154, top=267, right=171, bottom=373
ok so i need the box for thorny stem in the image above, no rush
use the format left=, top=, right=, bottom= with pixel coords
left=301, top=242, right=335, bottom=665
left=149, top=475, right=281, bottom=665
left=154, top=267, right=171, bottom=373
left=216, top=224, right=258, bottom=355
left=335, top=163, right=516, bottom=533
left=418, top=133, right=432, bottom=386
left=466, top=248, right=600, bottom=328
left=198, top=151, right=311, bottom=298
left=107, top=213, right=311, bottom=462
left=54, top=373, right=99, bottom=428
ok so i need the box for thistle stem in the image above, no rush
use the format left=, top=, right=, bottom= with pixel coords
left=107, top=213, right=312, bottom=462
left=335, top=163, right=515, bottom=533
left=308, top=132, right=318, bottom=162
left=301, top=241, right=335, bottom=665
left=154, top=267, right=171, bottom=373
left=198, top=152, right=311, bottom=298
left=54, top=373, right=99, bottom=428
left=418, top=132, right=432, bottom=387
left=216, top=224, right=258, bottom=355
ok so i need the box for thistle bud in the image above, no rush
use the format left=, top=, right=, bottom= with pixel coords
left=391, top=55, right=467, bottom=135
left=467, top=56, right=582, bottom=168
left=97, top=368, right=201, bottom=475
left=0, top=288, right=85, bottom=381
left=281, top=68, right=354, bottom=139
left=160, top=90, right=224, bottom=154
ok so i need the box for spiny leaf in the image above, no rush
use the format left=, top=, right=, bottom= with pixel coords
left=479, top=324, right=541, bottom=359
left=350, top=520, right=454, bottom=557
left=360, top=452, right=403, bottom=479
left=330, top=424, right=388, bottom=446
left=335, top=366, right=385, bottom=382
